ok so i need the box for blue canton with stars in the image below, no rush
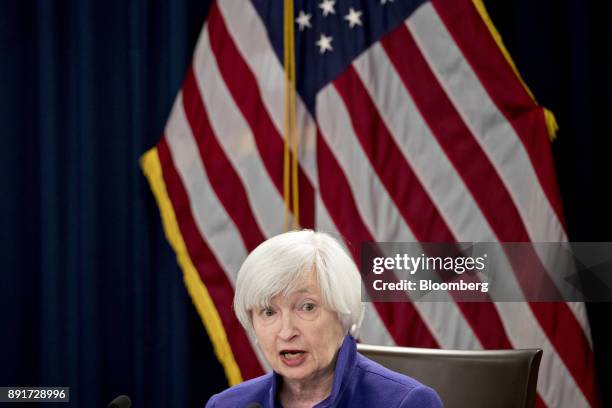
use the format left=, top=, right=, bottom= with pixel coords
left=251, top=0, right=428, bottom=114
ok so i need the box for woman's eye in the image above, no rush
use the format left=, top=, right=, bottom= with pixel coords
left=300, top=302, right=316, bottom=312
left=261, top=307, right=275, bottom=317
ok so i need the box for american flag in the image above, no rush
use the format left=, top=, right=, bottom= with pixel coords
left=140, top=0, right=598, bottom=406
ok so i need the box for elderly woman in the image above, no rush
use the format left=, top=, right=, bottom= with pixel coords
left=206, top=230, right=442, bottom=408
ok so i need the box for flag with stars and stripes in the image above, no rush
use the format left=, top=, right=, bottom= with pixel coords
left=140, top=0, right=598, bottom=406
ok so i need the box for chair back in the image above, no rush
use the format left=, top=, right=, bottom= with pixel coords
left=357, top=343, right=542, bottom=408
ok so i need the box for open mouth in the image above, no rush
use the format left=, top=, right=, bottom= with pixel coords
left=279, top=350, right=307, bottom=366
left=280, top=350, right=305, bottom=359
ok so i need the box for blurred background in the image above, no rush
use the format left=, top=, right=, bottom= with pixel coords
left=1, top=0, right=610, bottom=406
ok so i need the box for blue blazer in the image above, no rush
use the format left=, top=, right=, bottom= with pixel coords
left=205, top=335, right=443, bottom=408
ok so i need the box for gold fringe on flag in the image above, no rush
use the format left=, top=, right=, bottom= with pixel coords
left=140, top=148, right=243, bottom=385
left=472, top=0, right=558, bottom=141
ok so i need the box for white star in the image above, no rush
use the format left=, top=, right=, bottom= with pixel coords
left=295, top=10, right=312, bottom=31
left=318, top=0, right=336, bottom=17
left=316, top=33, right=333, bottom=54
left=344, top=7, right=363, bottom=28
left=380, top=0, right=394, bottom=4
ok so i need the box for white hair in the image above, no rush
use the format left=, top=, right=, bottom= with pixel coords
left=233, top=230, right=364, bottom=337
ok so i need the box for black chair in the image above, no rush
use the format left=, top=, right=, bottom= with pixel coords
left=357, top=343, right=543, bottom=408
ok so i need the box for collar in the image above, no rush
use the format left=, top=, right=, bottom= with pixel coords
left=268, top=335, right=357, bottom=407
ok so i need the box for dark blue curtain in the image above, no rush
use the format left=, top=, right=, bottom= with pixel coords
left=484, top=2, right=612, bottom=406
left=0, top=0, right=610, bottom=407
left=0, top=0, right=228, bottom=406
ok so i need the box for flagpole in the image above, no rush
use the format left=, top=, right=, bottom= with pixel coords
left=283, top=0, right=299, bottom=231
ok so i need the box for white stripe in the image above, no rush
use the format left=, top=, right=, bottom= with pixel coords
left=360, top=302, right=397, bottom=347
left=407, top=2, right=591, bottom=348
left=216, top=0, right=318, bottom=187
left=192, top=25, right=287, bottom=237
left=567, top=301, right=592, bottom=348
left=317, top=84, right=480, bottom=349
left=164, top=95, right=271, bottom=371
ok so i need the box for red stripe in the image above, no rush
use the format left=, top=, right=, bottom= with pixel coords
left=182, top=65, right=265, bottom=251
left=332, top=66, right=512, bottom=349
left=431, top=0, right=566, bottom=232
left=381, top=25, right=530, bottom=247
left=157, top=137, right=264, bottom=380
left=531, top=303, right=598, bottom=407
left=384, top=20, right=597, bottom=406
left=316, top=129, right=438, bottom=348
left=207, top=3, right=314, bottom=229
left=333, top=67, right=455, bottom=243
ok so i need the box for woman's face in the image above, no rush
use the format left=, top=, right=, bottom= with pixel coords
left=251, top=271, right=345, bottom=383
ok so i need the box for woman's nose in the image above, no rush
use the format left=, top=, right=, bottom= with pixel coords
left=278, top=313, right=298, bottom=341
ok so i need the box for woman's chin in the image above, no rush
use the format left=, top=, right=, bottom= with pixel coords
left=276, top=357, right=312, bottom=380
left=278, top=368, right=312, bottom=381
